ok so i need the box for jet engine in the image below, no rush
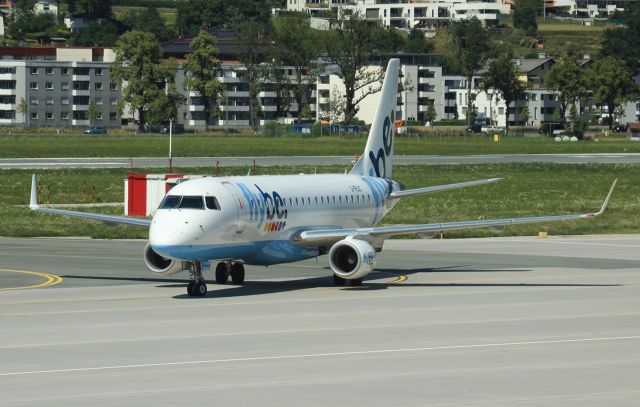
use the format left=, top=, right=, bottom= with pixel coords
left=328, top=238, right=377, bottom=280
left=144, top=243, right=185, bottom=276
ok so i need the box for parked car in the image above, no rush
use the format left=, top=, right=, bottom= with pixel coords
left=613, top=123, right=628, bottom=133
left=464, top=123, right=482, bottom=134
left=481, top=126, right=504, bottom=136
left=84, top=126, right=107, bottom=134
left=159, top=123, right=185, bottom=134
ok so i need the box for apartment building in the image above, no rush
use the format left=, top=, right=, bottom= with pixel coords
left=288, top=0, right=511, bottom=29
left=0, top=47, right=122, bottom=128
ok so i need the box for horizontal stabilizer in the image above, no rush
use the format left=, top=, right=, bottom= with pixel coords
left=389, top=177, right=503, bottom=199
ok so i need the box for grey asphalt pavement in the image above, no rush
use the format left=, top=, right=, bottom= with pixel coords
left=1, top=153, right=640, bottom=169
left=1, top=235, right=640, bottom=405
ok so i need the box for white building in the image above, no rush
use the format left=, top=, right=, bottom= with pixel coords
left=34, top=1, right=58, bottom=16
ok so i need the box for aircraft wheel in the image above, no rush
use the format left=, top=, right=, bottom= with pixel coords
left=193, top=280, right=207, bottom=297
left=333, top=274, right=347, bottom=286
left=230, top=263, right=245, bottom=285
left=350, top=278, right=363, bottom=286
left=187, top=281, right=195, bottom=296
left=215, top=262, right=229, bottom=284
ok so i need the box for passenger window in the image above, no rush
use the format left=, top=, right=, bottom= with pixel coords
left=205, top=196, right=221, bottom=210
left=159, top=195, right=180, bottom=209
left=179, top=196, right=204, bottom=209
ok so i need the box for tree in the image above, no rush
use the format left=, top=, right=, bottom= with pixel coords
left=235, top=18, right=268, bottom=130
left=451, top=17, right=490, bottom=126
left=122, top=8, right=173, bottom=43
left=86, top=100, right=99, bottom=125
left=519, top=104, right=530, bottom=126
left=7, top=1, right=57, bottom=41
left=262, top=60, right=293, bottom=121
left=481, top=52, right=526, bottom=134
left=17, top=98, right=28, bottom=129
left=405, top=28, right=434, bottom=54
left=424, top=103, right=437, bottom=125
left=111, top=31, right=176, bottom=131
left=513, top=0, right=540, bottom=37
left=175, top=0, right=224, bottom=36
left=183, top=31, right=223, bottom=131
left=323, top=9, right=387, bottom=124
left=587, top=57, right=637, bottom=129
left=546, top=55, right=587, bottom=130
left=66, top=0, right=111, bottom=19
left=69, top=20, right=123, bottom=47
left=271, top=13, right=319, bottom=123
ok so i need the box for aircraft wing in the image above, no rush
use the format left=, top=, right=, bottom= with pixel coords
left=29, top=174, right=151, bottom=228
left=295, top=179, right=617, bottom=245
left=388, top=177, right=503, bottom=199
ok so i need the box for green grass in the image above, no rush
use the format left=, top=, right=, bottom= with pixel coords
left=1, top=134, right=638, bottom=158
left=2, top=163, right=638, bottom=238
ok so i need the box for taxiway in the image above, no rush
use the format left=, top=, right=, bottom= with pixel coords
left=1, top=235, right=639, bottom=406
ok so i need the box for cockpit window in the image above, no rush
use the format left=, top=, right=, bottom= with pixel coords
left=179, top=196, right=204, bottom=209
left=205, top=196, right=221, bottom=210
left=159, top=195, right=180, bottom=209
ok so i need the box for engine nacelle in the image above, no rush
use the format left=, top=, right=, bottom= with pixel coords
left=144, top=243, right=185, bottom=276
left=328, top=238, right=377, bottom=280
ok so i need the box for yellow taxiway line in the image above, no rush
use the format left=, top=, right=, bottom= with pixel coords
left=0, top=268, right=63, bottom=291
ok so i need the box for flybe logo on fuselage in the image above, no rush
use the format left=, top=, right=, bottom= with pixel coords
left=236, top=183, right=287, bottom=232
left=368, top=110, right=394, bottom=178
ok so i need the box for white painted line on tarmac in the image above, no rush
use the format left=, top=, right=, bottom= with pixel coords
left=2, top=335, right=639, bottom=377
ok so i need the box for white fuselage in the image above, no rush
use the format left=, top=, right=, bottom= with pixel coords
left=149, top=174, right=398, bottom=265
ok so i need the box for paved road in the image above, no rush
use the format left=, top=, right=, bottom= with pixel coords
left=1, top=153, right=640, bottom=169
left=1, top=235, right=640, bottom=405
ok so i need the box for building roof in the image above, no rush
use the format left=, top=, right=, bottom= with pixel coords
left=513, top=57, right=554, bottom=73
left=162, top=27, right=270, bottom=59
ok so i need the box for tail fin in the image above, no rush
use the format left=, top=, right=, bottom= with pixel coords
left=350, top=58, right=400, bottom=179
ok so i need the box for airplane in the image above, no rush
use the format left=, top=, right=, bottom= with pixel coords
left=29, top=58, right=617, bottom=297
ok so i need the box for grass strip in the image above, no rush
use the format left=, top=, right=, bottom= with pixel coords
left=2, top=163, right=638, bottom=239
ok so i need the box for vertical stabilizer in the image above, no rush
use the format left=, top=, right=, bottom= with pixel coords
left=350, top=58, right=399, bottom=178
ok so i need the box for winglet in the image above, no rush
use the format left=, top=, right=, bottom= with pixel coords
left=29, top=173, right=39, bottom=210
left=589, top=178, right=617, bottom=217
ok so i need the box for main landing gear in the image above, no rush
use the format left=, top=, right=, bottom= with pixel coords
left=215, top=261, right=245, bottom=285
left=186, top=260, right=246, bottom=297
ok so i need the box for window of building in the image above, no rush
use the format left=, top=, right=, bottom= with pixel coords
left=46, top=112, right=53, bottom=120
left=61, top=96, right=69, bottom=105
left=95, top=96, right=103, bottom=105
left=110, top=97, right=117, bottom=106
left=61, top=81, right=70, bottom=90
left=95, top=82, right=103, bottom=91
left=45, top=67, right=54, bottom=75
left=61, top=112, right=69, bottom=120
left=29, top=82, right=38, bottom=90
left=30, top=67, right=38, bottom=75
left=96, top=112, right=103, bottom=120
left=110, top=82, right=118, bottom=91
left=46, top=97, right=53, bottom=105
left=498, top=107, right=504, bottom=115
left=31, top=112, right=38, bottom=120
left=29, top=97, right=38, bottom=105
left=109, top=112, right=117, bottom=120
left=46, top=82, right=53, bottom=90
left=62, top=68, right=70, bottom=75
left=95, top=68, right=103, bottom=76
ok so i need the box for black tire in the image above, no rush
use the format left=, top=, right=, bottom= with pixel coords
left=333, top=274, right=347, bottom=286
left=350, top=278, right=363, bottom=286
left=230, top=263, right=245, bottom=285
left=194, top=281, right=207, bottom=297
left=215, top=262, right=228, bottom=284
left=187, top=281, right=195, bottom=296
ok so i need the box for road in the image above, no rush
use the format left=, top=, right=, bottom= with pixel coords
left=1, top=235, right=640, bottom=405
left=1, top=153, right=640, bottom=169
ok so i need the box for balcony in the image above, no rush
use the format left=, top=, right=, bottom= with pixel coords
left=0, top=118, right=17, bottom=124
left=226, top=90, right=249, bottom=98
left=419, top=77, right=435, bottom=84
left=258, top=91, right=276, bottom=98
left=188, top=119, right=206, bottom=126
left=0, top=103, right=14, bottom=110
left=72, top=119, right=90, bottom=126
left=72, top=89, right=91, bottom=96
left=0, top=73, right=16, bottom=80
left=72, top=75, right=91, bottom=81
left=0, top=88, right=16, bottom=95
left=220, top=105, right=250, bottom=112
left=419, top=91, right=434, bottom=98
left=261, top=105, right=277, bottom=112
left=72, top=104, right=89, bottom=110
left=220, top=76, right=242, bottom=83
left=189, top=105, right=205, bottom=112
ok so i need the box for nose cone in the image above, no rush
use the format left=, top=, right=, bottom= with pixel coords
left=149, top=211, right=204, bottom=260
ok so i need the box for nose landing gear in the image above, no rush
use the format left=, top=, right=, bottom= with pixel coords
left=187, top=261, right=207, bottom=297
